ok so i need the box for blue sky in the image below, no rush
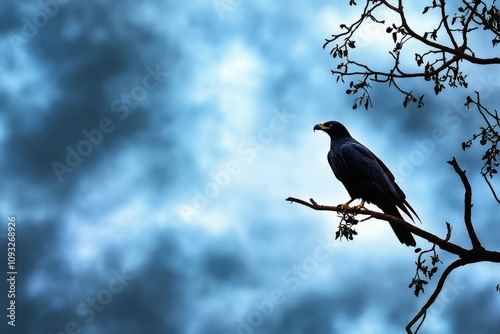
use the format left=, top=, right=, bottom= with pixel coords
left=1, top=1, right=499, bottom=333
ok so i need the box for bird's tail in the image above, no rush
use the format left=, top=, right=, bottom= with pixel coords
left=399, top=199, right=421, bottom=223
left=381, top=205, right=416, bottom=247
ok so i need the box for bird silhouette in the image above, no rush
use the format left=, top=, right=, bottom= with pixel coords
left=314, top=121, right=420, bottom=246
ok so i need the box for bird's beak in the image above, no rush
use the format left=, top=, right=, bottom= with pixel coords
left=313, top=123, right=328, bottom=132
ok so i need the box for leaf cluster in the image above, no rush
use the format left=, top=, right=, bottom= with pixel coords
left=335, top=210, right=359, bottom=241
left=409, top=244, right=442, bottom=297
left=345, top=80, right=373, bottom=109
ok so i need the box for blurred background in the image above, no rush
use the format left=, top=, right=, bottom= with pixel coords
left=1, top=1, right=499, bottom=333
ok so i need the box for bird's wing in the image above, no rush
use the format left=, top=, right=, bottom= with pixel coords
left=339, top=141, right=421, bottom=222
left=339, top=142, right=405, bottom=204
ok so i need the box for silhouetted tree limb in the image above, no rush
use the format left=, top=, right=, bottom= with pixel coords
left=324, top=0, right=500, bottom=109
left=484, top=174, right=500, bottom=203
left=286, top=196, right=467, bottom=256
left=287, top=158, right=500, bottom=333
left=448, top=157, right=482, bottom=250
left=285, top=194, right=499, bottom=261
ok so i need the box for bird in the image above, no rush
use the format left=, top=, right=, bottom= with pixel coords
left=313, top=120, right=420, bottom=246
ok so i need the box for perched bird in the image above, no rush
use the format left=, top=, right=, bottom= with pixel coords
left=314, top=121, right=420, bottom=246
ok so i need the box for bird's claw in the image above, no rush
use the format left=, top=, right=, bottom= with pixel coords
left=336, top=203, right=351, bottom=213
left=337, top=200, right=364, bottom=214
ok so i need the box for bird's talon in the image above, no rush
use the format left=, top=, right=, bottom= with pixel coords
left=336, top=203, right=351, bottom=213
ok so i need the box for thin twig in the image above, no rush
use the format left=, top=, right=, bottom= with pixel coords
left=483, top=174, right=500, bottom=204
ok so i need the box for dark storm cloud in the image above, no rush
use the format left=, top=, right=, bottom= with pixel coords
left=1, top=216, right=79, bottom=334
left=434, top=284, right=500, bottom=334
left=202, top=249, right=249, bottom=284
left=254, top=264, right=421, bottom=334
left=82, top=236, right=189, bottom=334
left=8, top=225, right=190, bottom=334
left=4, top=1, right=170, bottom=189
left=271, top=293, right=341, bottom=334
left=0, top=3, right=23, bottom=33
left=1, top=1, right=179, bottom=334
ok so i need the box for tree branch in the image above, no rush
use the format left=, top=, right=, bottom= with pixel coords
left=285, top=196, right=500, bottom=263
left=447, top=158, right=483, bottom=250
left=395, top=0, right=500, bottom=65
left=483, top=174, right=500, bottom=204
left=440, top=0, right=459, bottom=50
left=325, top=1, right=500, bottom=109
left=286, top=196, right=468, bottom=254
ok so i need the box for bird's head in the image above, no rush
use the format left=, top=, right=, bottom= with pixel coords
left=313, top=121, right=351, bottom=138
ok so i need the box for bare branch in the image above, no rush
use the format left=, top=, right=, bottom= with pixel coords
left=292, top=202, right=443, bottom=256
left=447, top=158, right=483, bottom=250
left=440, top=0, right=459, bottom=49
left=483, top=174, right=500, bottom=204
left=286, top=196, right=500, bottom=260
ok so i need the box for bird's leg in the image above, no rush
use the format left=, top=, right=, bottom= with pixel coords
left=337, top=199, right=365, bottom=213
left=354, top=200, right=365, bottom=211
